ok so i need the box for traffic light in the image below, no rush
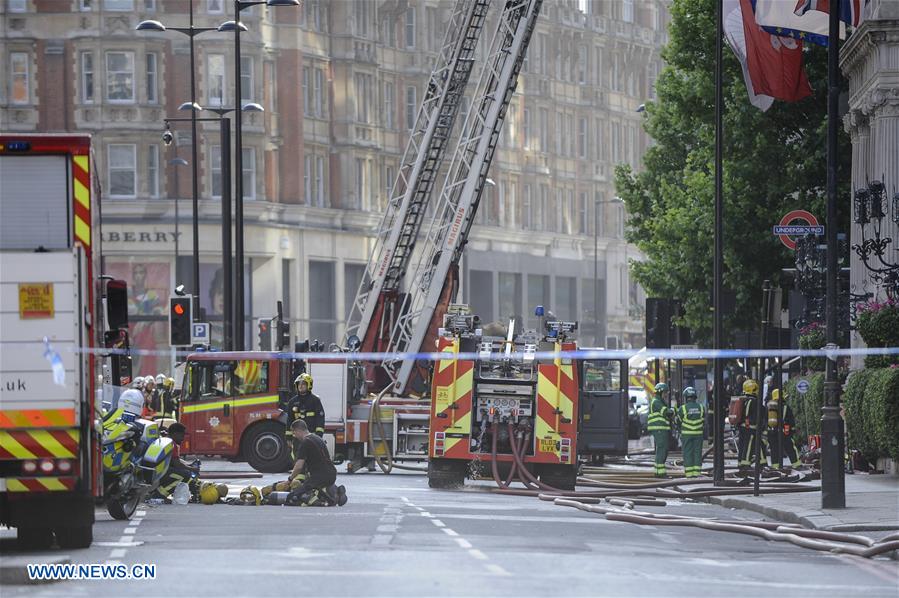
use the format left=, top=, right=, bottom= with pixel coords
left=258, top=318, right=271, bottom=351
left=645, top=298, right=672, bottom=349
left=169, top=297, right=192, bottom=347
left=277, top=319, right=290, bottom=351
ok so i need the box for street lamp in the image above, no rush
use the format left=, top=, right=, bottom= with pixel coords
left=137, top=4, right=217, bottom=300
left=168, top=156, right=189, bottom=284
left=593, top=196, right=623, bottom=346
left=218, top=0, right=299, bottom=350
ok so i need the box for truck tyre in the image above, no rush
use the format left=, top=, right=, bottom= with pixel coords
left=18, top=527, right=54, bottom=550
left=539, top=465, right=578, bottom=491
left=427, top=459, right=465, bottom=489
left=56, top=525, right=93, bottom=549
left=107, top=492, right=140, bottom=520
left=243, top=421, right=292, bottom=473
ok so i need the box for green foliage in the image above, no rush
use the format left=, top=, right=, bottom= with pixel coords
left=842, top=367, right=899, bottom=461
left=855, top=301, right=899, bottom=368
left=615, top=0, right=851, bottom=343
left=785, top=373, right=825, bottom=439
left=798, top=322, right=825, bottom=372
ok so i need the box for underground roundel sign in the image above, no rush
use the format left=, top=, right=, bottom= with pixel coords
left=773, top=210, right=824, bottom=250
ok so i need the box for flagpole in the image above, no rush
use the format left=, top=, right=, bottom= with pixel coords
left=821, top=0, right=845, bottom=509
left=712, top=0, right=726, bottom=485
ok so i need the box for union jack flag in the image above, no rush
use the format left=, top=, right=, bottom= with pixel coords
left=793, top=0, right=866, bottom=28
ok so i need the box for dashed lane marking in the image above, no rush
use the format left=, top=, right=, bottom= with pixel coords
left=431, top=519, right=446, bottom=528
left=441, top=528, right=459, bottom=537
left=455, top=538, right=472, bottom=549
left=485, top=563, right=512, bottom=577
left=468, top=549, right=488, bottom=561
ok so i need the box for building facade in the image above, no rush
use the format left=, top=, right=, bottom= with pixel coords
left=1, top=0, right=667, bottom=375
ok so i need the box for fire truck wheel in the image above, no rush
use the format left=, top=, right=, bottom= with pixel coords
left=243, top=421, right=292, bottom=473
left=55, top=525, right=93, bottom=549
left=17, top=527, right=54, bottom=550
left=427, top=459, right=465, bottom=489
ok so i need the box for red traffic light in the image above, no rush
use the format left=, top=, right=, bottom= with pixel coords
left=174, top=303, right=185, bottom=315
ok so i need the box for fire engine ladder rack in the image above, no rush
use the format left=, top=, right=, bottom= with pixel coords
left=345, top=0, right=491, bottom=345
left=385, top=0, right=543, bottom=394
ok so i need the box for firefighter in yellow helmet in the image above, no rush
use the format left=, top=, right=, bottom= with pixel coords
left=738, top=379, right=768, bottom=470
left=284, top=372, right=326, bottom=461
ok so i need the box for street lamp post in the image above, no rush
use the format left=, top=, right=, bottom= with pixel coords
left=137, top=4, right=216, bottom=299
left=593, top=197, right=623, bottom=346
left=168, top=156, right=189, bottom=284
left=219, top=0, right=298, bottom=351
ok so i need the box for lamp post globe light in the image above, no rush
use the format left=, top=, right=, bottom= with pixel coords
left=136, top=4, right=217, bottom=301
left=218, top=0, right=299, bottom=350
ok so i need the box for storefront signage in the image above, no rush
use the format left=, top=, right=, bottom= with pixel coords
left=101, top=231, right=182, bottom=243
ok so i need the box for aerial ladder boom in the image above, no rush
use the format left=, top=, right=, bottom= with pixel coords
left=345, top=0, right=492, bottom=384
left=385, top=0, right=543, bottom=393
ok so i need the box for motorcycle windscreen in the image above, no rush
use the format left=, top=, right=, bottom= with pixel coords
left=579, top=359, right=628, bottom=455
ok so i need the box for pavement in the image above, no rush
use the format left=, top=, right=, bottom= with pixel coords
left=2, top=465, right=898, bottom=596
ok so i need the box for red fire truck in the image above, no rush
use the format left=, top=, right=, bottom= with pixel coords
left=0, top=135, right=116, bottom=548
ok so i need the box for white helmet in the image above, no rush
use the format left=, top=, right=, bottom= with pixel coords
left=119, top=389, right=145, bottom=416
left=155, top=374, right=165, bottom=385
left=132, top=376, right=145, bottom=389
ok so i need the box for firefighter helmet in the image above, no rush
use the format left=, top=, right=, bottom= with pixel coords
left=654, top=382, right=668, bottom=395
left=294, top=373, right=313, bottom=391
left=200, top=483, right=220, bottom=505
left=742, top=379, right=759, bottom=397
left=155, top=374, right=165, bottom=385
left=771, top=388, right=781, bottom=402
left=165, top=377, right=175, bottom=389
left=683, top=387, right=697, bottom=400
left=239, top=485, right=262, bottom=506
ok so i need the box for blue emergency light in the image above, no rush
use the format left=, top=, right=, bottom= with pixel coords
left=534, top=305, right=545, bottom=317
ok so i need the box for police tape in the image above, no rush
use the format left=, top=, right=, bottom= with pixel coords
left=70, top=345, right=899, bottom=362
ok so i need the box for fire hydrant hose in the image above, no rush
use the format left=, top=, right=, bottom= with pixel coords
left=367, top=387, right=428, bottom=474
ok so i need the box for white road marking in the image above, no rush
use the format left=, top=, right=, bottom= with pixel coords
left=455, top=538, right=473, bottom=549
left=123, top=527, right=137, bottom=535
left=376, top=524, right=398, bottom=533
left=431, top=519, right=446, bottom=528
left=128, top=518, right=141, bottom=526
left=441, top=528, right=459, bottom=537
left=468, top=549, right=488, bottom=561
left=420, top=511, right=433, bottom=518
left=485, top=563, right=511, bottom=576
left=135, top=511, right=146, bottom=517
left=118, top=535, right=132, bottom=543
left=431, top=513, right=611, bottom=524
left=109, top=549, right=127, bottom=559
left=414, top=506, right=424, bottom=512
left=400, top=496, right=411, bottom=504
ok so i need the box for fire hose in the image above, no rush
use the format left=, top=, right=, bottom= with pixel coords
left=367, top=387, right=428, bottom=474
left=552, top=497, right=899, bottom=559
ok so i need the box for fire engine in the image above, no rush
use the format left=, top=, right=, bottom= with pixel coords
left=428, top=307, right=628, bottom=489
left=0, top=135, right=127, bottom=548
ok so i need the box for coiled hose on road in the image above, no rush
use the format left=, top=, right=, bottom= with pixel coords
left=367, top=387, right=428, bottom=474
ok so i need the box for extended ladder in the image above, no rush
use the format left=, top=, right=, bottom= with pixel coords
left=345, top=0, right=491, bottom=356
left=385, top=0, right=544, bottom=393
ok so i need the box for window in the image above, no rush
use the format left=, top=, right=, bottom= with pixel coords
left=302, top=67, right=311, bottom=116
left=315, top=155, right=324, bottom=206
left=498, top=273, right=521, bottom=322
left=354, top=73, right=373, bottom=123
left=234, top=361, right=268, bottom=395
left=207, top=54, right=225, bottom=107
left=538, top=33, right=548, bottom=74
left=10, top=53, right=29, bottom=105
left=405, top=85, right=416, bottom=130
left=522, top=184, right=532, bottom=230
left=79, top=0, right=91, bottom=10
left=595, top=191, right=605, bottom=236
left=567, top=115, right=576, bottom=157
left=210, top=145, right=224, bottom=198
left=555, top=112, right=563, bottom=155
left=198, top=364, right=231, bottom=398
left=577, top=45, right=587, bottom=84
left=8, top=0, right=26, bottom=11
left=384, top=164, right=395, bottom=203
left=578, top=118, right=587, bottom=159
left=144, top=0, right=156, bottom=10
left=538, top=108, right=548, bottom=153
left=381, top=12, right=396, bottom=47
left=147, top=145, right=159, bottom=197
left=106, top=51, right=134, bottom=102
left=80, top=52, right=94, bottom=103
left=556, top=276, right=577, bottom=321
left=595, top=117, right=605, bottom=161
left=382, top=82, right=394, bottom=129
left=594, top=47, right=603, bottom=87
left=578, top=192, right=587, bottom=234
left=469, top=270, right=494, bottom=323
left=207, top=0, right=223, bottom=14
left=566, top=189, right=575, bottom=234
left=355, top=158, right=372, bottom=210
left=304, top=155, right=312, bottom=203
left=241, top=56, right=253, bottom=101
left=103, top=0, right=132, bottom=10
left=304, top=0, right=322, bottom=32
left=242, top=147, right=256, bottom=200
left=354, top=0, right=370, bottom=37
left=309, top=261, right=336, bottom=345
left=522, top=108, right=531, bottom=150
left=108, top=144, right=136, bottom=198
left=426, top=7, right=439, bottom=51
left=555, top=189, right=564, bottom=232
left=622, top=0, right=634, bottom=23
left=538, top=184, right=548, bottom=231
left=146, top=52, right=158, bottom=104
left=313, top=68, right=323, bottom=116
left=405, top=6, right=416, bottom=49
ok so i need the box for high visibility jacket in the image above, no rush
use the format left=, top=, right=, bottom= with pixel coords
left=285, top=392, right=326, bottom=437
left=679, top=401, right=705, bottom=437
left=648, top=397, right=671, bottom=431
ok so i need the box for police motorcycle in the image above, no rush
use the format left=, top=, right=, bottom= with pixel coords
left=101, top=389, right=174, bottom=519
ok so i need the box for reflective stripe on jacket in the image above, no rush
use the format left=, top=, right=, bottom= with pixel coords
left=648, top=397, right=671, bottom=431
left=679, top=401, right=705, bottom=436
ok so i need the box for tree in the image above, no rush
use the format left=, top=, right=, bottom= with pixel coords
left=615, top=0, right=851, bottom=344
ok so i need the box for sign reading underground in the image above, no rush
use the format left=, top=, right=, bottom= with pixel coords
left=773, top=210, right=824, bottom=250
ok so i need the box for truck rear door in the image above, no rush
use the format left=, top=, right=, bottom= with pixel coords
left=578, top=358, right=628, bottom=456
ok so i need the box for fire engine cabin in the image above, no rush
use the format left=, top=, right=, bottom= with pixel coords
left=178, top=351, right=429, bottom=473
left=427, top=309, right=628, bottom=490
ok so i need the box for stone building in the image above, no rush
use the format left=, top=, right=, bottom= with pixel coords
left=1, top=0, right=668, bottom=374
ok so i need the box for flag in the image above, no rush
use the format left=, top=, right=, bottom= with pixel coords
left=724, top=0, right=775, bottom=111
left=794, top=0, right=866, bottom=28
left=754, top=0, right=843, bottom=46
left=741, top=0, right=813, bottom=103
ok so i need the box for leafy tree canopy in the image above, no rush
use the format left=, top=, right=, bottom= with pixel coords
left=615, top=0, right=851, bottom=344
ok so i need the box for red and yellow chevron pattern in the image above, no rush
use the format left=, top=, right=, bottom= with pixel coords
left=535, top=341, right=578, bottom=464
left=73, top=154, right=91, bottom=248
left=430, top=337, right=473, bottom=458
left=5, top=477, right=77, bottom=492
left=0, top=429, right=80, bottom=460
left=0, top=409, right=77, bottom=429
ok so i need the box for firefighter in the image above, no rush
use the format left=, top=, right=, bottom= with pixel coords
left=767, top=388, right=802, bottom=469
left=286, top=419, right=347, bottom=507
left=155, top=422, right=200, bottom=500
left=678, top=387, right=705, bottom=478
left=738, top=379, right=768, bottom=470
left=284, top=373, right=326, bottom=461
left=648, top=382, right=672, bottom=478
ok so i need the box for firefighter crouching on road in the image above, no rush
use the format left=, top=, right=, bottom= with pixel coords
left=286, top=419, right=347, bottom=507
left=154, top=423, right=200, bottom=501
left=648, top=382, right=672, bottom=478
left=678, top=387, right=705, bottom=478
left=285, top=373, right=326, bottom=462
left=767, top=388, right=802, bottom=469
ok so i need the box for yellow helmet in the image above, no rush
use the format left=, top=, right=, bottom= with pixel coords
left=770, top=388, right=781, bottom=402
left=294, top=373, right=313, bottom=391
left=743, top=379, right=759, bottom=396
left=239, top=485, right=262, bottom=506
left=200, top=483, right=220, bottom=505
left=261, top=483, right=275, bottom=497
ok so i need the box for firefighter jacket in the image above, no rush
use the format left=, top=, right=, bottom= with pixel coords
left=678, top=400, right=705, bottom=437
left=285, top=392, right=325, bottom=437
left=742, top=396, right=765, bottom=431
left=782, top=403, right=797, bottom=436
left=648, top=397, right=672, bottom=431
